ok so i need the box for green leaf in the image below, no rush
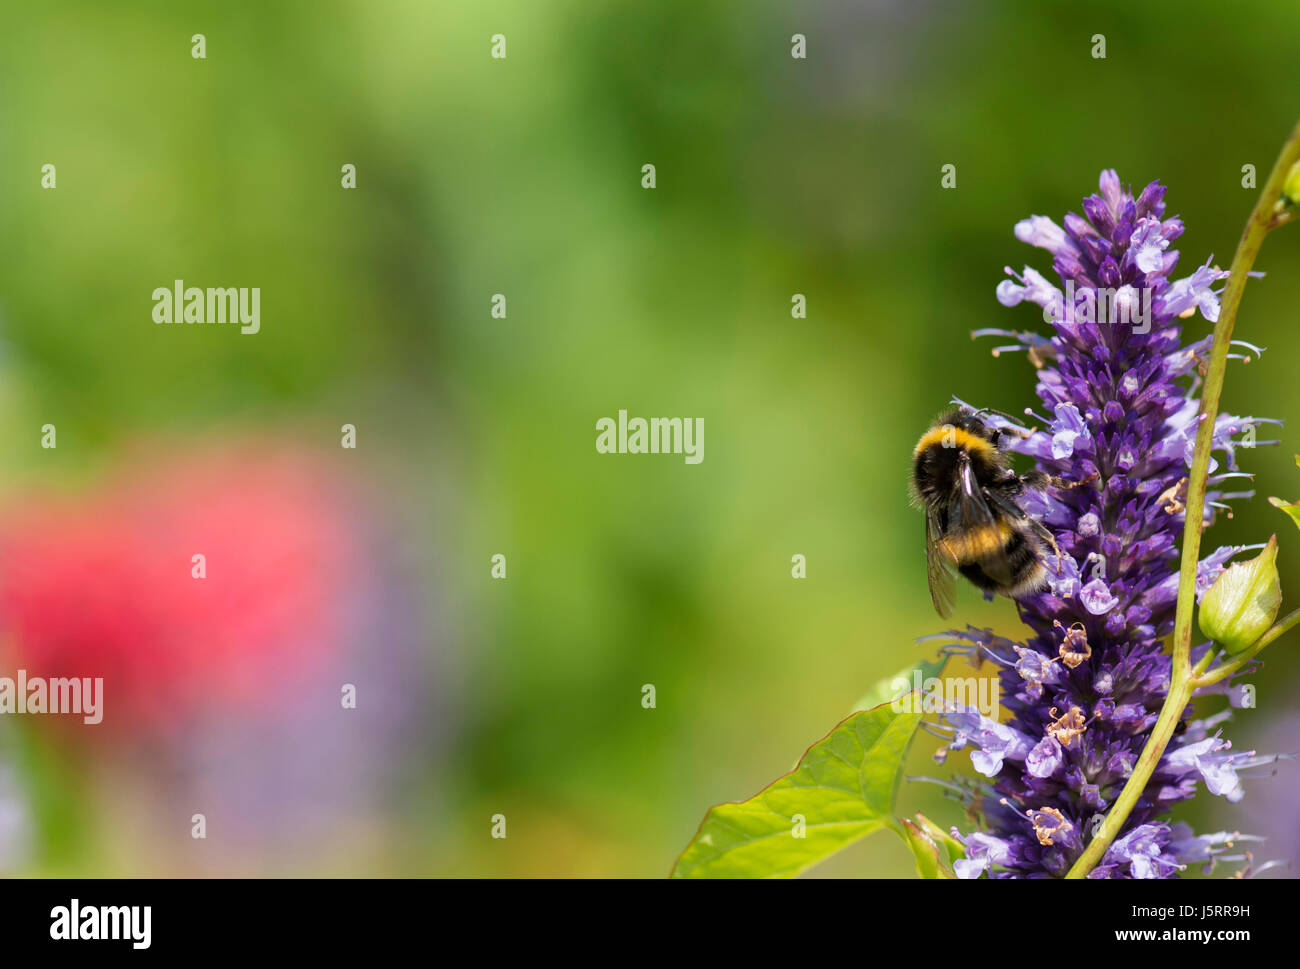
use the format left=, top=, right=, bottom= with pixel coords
left=1269, top=493, right=1300, bottom=531
left=1266, top=455, right=1300, bottom=531
left=671, top=700, right=924, bottom=878
left=901, top=818, right=956, bottom=879
left=850, top=655, right=949, bottom=714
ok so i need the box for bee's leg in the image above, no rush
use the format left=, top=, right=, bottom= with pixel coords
left=1020, top=469, right=1050, bottom=489
left=998, top=420, right=1034, bottom=435
left=991, top=423, right=1037, bottom=448
left=1022, top=469, right=1099, bottom=491
left=1026, top=517, right=1063, bottom=568
left=982, top=487, right=1027, bottom=523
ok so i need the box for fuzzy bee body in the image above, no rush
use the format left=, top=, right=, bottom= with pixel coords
left=911, top=409, right=1053, bottom=617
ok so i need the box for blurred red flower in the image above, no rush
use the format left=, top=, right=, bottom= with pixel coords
left=0, top=444, right=352, bottom=733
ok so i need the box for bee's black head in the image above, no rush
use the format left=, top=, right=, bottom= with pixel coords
left=936, top=408, right=996, bottom=443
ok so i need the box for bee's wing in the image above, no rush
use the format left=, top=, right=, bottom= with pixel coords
left=925, top=509, right=958, bottom=618
left=949, top=455, right=1016, bottom=587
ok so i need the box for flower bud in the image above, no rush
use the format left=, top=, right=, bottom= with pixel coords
left=901, top=818, right=955, bottom=879
left=914, top=812, right=966, bottom=859
left=1285, top=161, right=1300, bottom=207
left=1198, top=535, right=1281, bottom=654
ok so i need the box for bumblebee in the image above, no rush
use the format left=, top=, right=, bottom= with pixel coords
left=911, top=408, right=1060, bottom=617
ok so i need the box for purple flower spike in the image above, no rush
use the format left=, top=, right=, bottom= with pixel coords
left=946, top=172, right=1282, bottom=878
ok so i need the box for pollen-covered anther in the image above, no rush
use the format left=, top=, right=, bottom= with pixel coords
left=1053, top=620, right=1092, bottom=668
left=1027, top=344, right=1057, bottom=369
left=1030, top=806, right=1071, bottom=846
left=1158, top=477, right=1189, bottom=515
left=1046, top=705, right=1087, bottom=747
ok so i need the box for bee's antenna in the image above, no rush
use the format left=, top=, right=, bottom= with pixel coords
left=949, top=397, right=1018, bottom=422
left=953, top=399, right=1035, bottom=436
left=978, top=405, right=1028, bottom=426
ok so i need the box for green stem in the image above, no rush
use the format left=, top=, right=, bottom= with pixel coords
left=1192, top=648, right=1219, bottom=677
left=1065, top=119, right=1300, bottom=879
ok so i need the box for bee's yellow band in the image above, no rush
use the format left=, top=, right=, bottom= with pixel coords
left=940, top=522, right=1011, bottom=563
left=913, top=425, right=997, bottom=459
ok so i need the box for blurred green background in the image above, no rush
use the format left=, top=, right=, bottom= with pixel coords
left=0, top=0, right=1298, bottom=876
